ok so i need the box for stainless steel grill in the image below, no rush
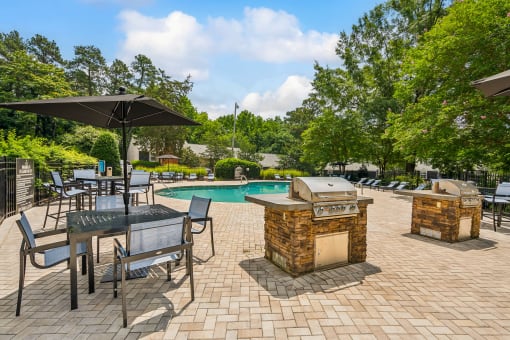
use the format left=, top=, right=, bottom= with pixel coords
left=290, top=177, right=358, bottom=219
left=437, top=179, right=481, bottom=207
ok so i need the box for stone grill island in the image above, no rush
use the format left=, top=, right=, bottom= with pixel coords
left=245, top=177, right=373, bottom=277
left=396, top=179, right=482, bottom=242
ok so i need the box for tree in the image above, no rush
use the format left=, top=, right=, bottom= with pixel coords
left=106, top=59, right=133, bottom=95
left=131, top=54, right=157, bottom=90
left=90, top=132, right=121, bottom=175
left=387, top=0, right=510, bottom=172
left=27, top=34, right=64, bottom=66
left=68, top=45, right=107, bottom=96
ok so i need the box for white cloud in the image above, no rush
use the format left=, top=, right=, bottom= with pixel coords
left=241, top=75, right=312, bottom=119
left=117, top=7, right=338, bottom=79
left=118, top=10, right=212, bottom=80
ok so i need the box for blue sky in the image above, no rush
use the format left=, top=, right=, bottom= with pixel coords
left=1, top=0, right=384, bottom=119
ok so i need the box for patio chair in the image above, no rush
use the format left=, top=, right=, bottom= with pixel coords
left=394, top=182, right=409, bottom=191
left=379, top=181, right=399, bottom=192
left=370, top=179, right=382, bottom=190
left=285, top=174, right=292, bottom=180
left=16, top=211, right=89, bottom=316
left=361, top=178, right=375, bottom=188
left=95, top=195, right=131, bottom=263
left=113, top=216, right=194, bottom=327
left=483, top=182, right=510, bottom=231
left=207, top=173, right=215, bottom=181
left=274, top=174, right=282, bottom=180
left=43, top=171, right=91, bottom=229
left=116, top=172, right=154, bottom=205
left=354, top=178, right=367, bottom=187
left=188, top=173, right=198, bottom=181
left=73, top=169, right=100, bottom=195
left=415, top=183, right=427, bottom=190
left=160, top=171, right=174, bottom=182
left=187, top=195, right=214, bottom=256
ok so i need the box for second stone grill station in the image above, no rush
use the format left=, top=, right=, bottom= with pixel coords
left=245, top=177, right=373, bottom=277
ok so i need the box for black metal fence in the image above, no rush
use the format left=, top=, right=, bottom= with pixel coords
left=0, top=158, right=96, bottom=223
left=0, top=157, right=16, bottom=224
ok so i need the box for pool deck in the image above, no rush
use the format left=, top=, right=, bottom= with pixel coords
left=0, top=180, right=509, bottom=338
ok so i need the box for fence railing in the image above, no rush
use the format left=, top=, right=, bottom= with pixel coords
left=0, top=157, right=16, bottom=224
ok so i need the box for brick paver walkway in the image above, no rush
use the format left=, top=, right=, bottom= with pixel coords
left=0, top=181, right=509, bottom=339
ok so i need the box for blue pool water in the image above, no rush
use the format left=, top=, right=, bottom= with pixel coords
left=157, top=181, right=290, bottom=203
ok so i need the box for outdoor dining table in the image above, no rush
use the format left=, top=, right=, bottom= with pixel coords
left=66, top=204, right=186, bottom=310
left=74, top=175, right=125, bottom=196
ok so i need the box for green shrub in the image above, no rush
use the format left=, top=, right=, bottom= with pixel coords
left=260, top=168, right=309, bottom=180
left=90, top=132, right=121, bottom=175
left=215, top=158, right=260, bottom=179
left=132, top=160, right=159, bottom=168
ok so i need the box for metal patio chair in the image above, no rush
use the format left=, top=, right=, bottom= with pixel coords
left=113, top=216, right=194, bottom=327
left=116, top=171, right=154, bottom=205
left=95, top=195, right=130, bottom=263
left=16, top=211, right=89, bottom=316
left=43, top=171, right=91, bottom=229
left=187, top=195, right=215, bottom=256
left=483, top=182, right=510, bottom=231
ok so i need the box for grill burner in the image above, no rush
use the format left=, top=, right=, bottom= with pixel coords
left=290, top=177, right=358, bottom=219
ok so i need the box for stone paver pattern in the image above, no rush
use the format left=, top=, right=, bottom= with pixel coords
left=0, top=180, right=509, bottom=339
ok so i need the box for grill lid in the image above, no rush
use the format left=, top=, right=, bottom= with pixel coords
left=437, top=179, right=479, bottom=196
left=290, top=177, right=357, bottom=202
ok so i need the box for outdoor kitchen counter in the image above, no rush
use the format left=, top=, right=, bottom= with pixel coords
left=395, top=189, right=463, bottom=200
left=245, top=193, right=374, bottom=210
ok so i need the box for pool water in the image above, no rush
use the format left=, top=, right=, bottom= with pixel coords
left=157, top=181, right=290, bottom=203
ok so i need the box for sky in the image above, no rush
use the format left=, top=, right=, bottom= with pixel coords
left=1, top=0, right=384, bottom=119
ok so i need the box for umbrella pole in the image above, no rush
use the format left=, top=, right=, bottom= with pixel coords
left=121, top=102, right=130, bottom=215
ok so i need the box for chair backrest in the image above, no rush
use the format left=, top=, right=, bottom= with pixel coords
left=96, top=195, right=129, bottom=210
left=495, top=182, right=510, bottom=197
left=74, top=169, right=96, bottom=185
left=17, top=212, right=36, bottom=249
left=371, top=179, right=381, bottom=186
left=207, top=173, right=214, bottom=179
left=131, top=169, right=146, bottom=174
left=128, top=217, right=186, bottom=256
left=356, top=178, right=367, bottom=184
left=188, top=195, right=212, bottom=226
left=396, top=182, right=408, bottom=190
left=129, top=172, right=150, bottom=187
left=50, top=171, right=64, bottom=188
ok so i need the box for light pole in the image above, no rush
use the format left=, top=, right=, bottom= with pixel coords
left=232, top=102, right=239, bottom=158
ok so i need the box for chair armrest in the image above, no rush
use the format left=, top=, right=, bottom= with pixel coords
left=33, top=228, right=67, bottom=238
left=114, top=238, right=127, bottom=257
left=30, top=240, right=69, bottom=253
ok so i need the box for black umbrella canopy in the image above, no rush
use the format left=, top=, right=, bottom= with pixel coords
left=0, top=94, right=200, bottom=127
left=471, top=69, right=510, bottom=97
left=0, top=93, right=200, bottom=214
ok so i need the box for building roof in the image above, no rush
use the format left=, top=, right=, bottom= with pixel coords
left=156, top=154, right=180, bottom=159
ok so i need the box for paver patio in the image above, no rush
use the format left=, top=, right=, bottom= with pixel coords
left=0, top=181, right=509, bottom=339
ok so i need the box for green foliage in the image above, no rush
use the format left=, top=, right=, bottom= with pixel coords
left=388, top=0, right=510, bottom=172
left=215, top=158, right=261, bottom=180
left=90, top=132, right=121, bottom=175
left=61, top=125, right=103, bottom=154
left=260, top=168, right=309, bottom=180
left=0, top=129, right=96, bottom=174
left=131, top=160, right=159, bottom=168
left=180, top=146, right=200, bottom=167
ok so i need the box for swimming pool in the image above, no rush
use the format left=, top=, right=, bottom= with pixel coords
left=157, top=181, right=290, bottom=203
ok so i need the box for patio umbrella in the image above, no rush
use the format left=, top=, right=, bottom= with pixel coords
left=0, top=91, right=200, bottom=214
left=471, top=69, right=510, bottom=97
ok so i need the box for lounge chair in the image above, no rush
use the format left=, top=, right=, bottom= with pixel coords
left=207, top=173, right=215, bottom=181
left=394, top=182, right=409, bottom=191
left=188, top=173, right=198, bottom=181
left=274, top=174, right=282, bottom=180
left=285, top=174, right=292, bottom=180
left=415, top=183, right=427, bottom=190
left=160, top=171, right=174, bottom=182
left=361, top=179, right=375, bottom=188
left=370, top=179, right=382, bottom=190
left=354, top=178, right=367, bottom=187
left=380, top=181, right=399, bottom=192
